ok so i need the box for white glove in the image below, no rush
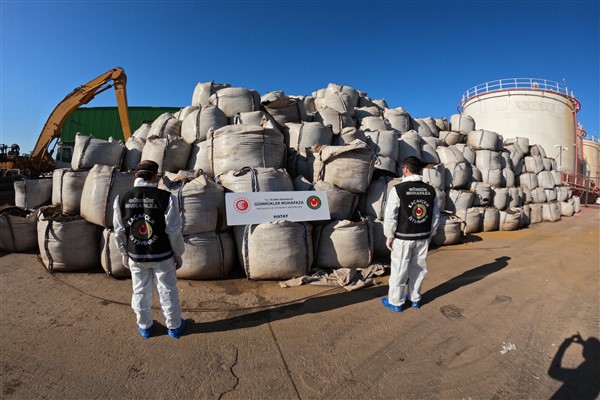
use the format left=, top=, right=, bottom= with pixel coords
left=174, top=255, right=183, bottom=270
left=121, top=255, right=130, bottom=269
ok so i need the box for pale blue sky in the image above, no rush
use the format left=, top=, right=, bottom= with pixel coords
left=1, top=0, right=598, bottom=153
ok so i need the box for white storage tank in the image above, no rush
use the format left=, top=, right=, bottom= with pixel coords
left=460, top=78, right=580, bottom=174
left=582, top=138, right=600, bottom=181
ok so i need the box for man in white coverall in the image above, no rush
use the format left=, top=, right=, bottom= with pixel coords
left=113, top=160, right=186, bottom=339
left=382, top=156, right=440, bottom=313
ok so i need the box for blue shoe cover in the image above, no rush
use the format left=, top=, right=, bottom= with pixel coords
left=138, top=326, right=152, bottom=339
left=412, top=301, right=420, bottom=309
left=381, top=298, right=403, bottom=313
left=168, top=317, right=186, bottom=339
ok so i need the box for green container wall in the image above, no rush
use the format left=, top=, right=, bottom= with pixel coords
left=60, top=106, right=182, bottom=142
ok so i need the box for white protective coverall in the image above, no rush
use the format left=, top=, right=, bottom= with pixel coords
left=383, top=174, right=440, bottom=307
left=113, top=178, right=185, bottom=330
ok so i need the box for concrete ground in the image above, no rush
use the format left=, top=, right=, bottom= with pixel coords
left=1, top=206, right=599, bottom=399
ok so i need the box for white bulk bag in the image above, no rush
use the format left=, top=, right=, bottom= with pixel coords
left=159, top=174, right=226, bottom=235
left=355, top=106, right=381, bottom=122
left=455, top=207, right=481, bottom=234
left=529, top=144, right=547, bottom=158
left=556, top=186, right=570, bottom=202
left=313, top=141, right=376, bottom=194
left=52, top=169, right=89, bottom=215
left=508, top=187, right=523, bottom=208
left=192, top=81, right=231, bottom=108
left=499, top=150, right=514, bottom=170
left=502, top=168, right=516, bottom=188
left=526, top=187, right=547, bottom=204
left=80, top=165, right=136, bottom=228
left=439, top=131, right=465, bottom=146
left=499, top=208, right=521, bottom=231
left=315, top=91, right=355, bottom=117
left=421, top=143, right=440, bottom=165
left=504, top=137, right=530, bottom=153
left=141, top=135, right=192, bottom=173
left=435, top=118, right=449, bottom=132
left=475, top=150, right=502, bottom=170
left=187, top=140, right=213, bottom=176
left=359, top=176, right=403, bottom=220
left=444, top=162, right=470, bottom=189
left=37, top=208, right=100, bottom=272
left=178, top=231, right=236, bottom=280
left=436, top=145, right=465, bottom=164
left=313, top=218, right=372, bottom=269
left=264, top=98, right=304, bottom=127
left=286, top=122, right=333, bottom=154
left=371, top=218, right=391, bottom=260
left=365, top=129, right=399, bottom=161
left=480, top=169, right=503, bottom=187
left=520, top=205, right=531, bottom=228
left=411, top=118, right=434, bottom=138
left=560, top=201, right=575, bottom=217
left=315, top=181, right=358, bottom=221
left=334, top=127, right=367, bottom=146
left=542, top=157, right=553, bottom=171
left=544, top=188, right=557, bottom=202
left=551, top=171, right=562, bottom=186
left=493, top=187, right=510, bottom=210
left=313, top=107, right=355, bottom=134
left=185, top=105, right=229, bottom=144
left=14, top=178, right=53, bottom=209
left=147, top=113, right=182, bottom=138
left=99, top=229, right=130, bottom=279
left=234, top=221, right=313, bottom=280
left=572, top=196, right=581, bottom=213
left=326, top=83, right=360, bottom=108
left=209, top=87, right=260, bottom=118
left=132, top=123, right=151, bottom=140
left=542, top=202, right=561, bottom=222
left=537, top=171, right=555, bottom=189
left=431, top=213, right=462, bottom=246
left=435, top=188, right=447, bottom=212
left=207, top=125, right=286, bottom=177
left=287, top=149, right=315, bottom=181
left=123, top=136, right=145, bottom=171
left=470, top=165, right=483, bottom=183
left=519, top=173, right=539, bottom=190
left=449, top=114, right=475, bottom=133
left=422, top=164, right=445, bottom=190
left=447, top=189, right=475, bottom=213
left=384, top=108, right=410, bottom=133
left=398, top=132, right=422, bottom=162
left=0, top=207, right=38, bottom=252
left=290, top=95, right=317, bottom=115
left=360, top=116, right=388, bottom=132
left=479, top=207, right=500, bottom=232
left=217, top=167, right=293, bottom=193
left=529, top=203, right=543, bottom=223
left=467, top=130, right=500, bottom=151
left=470, top=182, right=493, bottom=206
left=524, top=155, right=545, bottom=174
left=175, top=105, right=199, bottom=121
left=71, top=133, right=125, bottom=171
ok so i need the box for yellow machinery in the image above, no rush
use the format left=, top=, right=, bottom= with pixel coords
left=0, top=67, right=132, bottom=176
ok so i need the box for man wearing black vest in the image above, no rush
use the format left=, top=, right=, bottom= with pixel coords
left=113, top=160, right=186, bottom=339
left=381, top=156, right=440, bottom=313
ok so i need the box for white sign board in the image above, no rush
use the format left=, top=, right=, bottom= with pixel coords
left=225, top=191, right=330, bottom=225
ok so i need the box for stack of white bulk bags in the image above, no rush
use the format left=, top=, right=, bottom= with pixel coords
left=0, top=207, right=38, bottom=252
left=37, top=206, right=100, bottom=272
left=71, top=133, right=125, bottom=171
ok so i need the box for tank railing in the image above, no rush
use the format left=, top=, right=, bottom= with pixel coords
left=461, top=78, right=571, bottom=103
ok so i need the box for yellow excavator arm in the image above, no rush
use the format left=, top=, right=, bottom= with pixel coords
left=30, top=67, right=132, bottom=169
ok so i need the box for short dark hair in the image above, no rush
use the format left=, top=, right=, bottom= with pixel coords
left=135, top=160, right=159, bottom=180
left=402, top=156, right=423, bottom=174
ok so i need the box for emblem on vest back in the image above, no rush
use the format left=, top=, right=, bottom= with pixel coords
left=408, top=199, right=429, bottom=223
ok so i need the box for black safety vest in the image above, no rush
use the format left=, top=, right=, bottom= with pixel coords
left=119, top=186, right=173, bottom=262
left=394, top=180, right=436, bottom=240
